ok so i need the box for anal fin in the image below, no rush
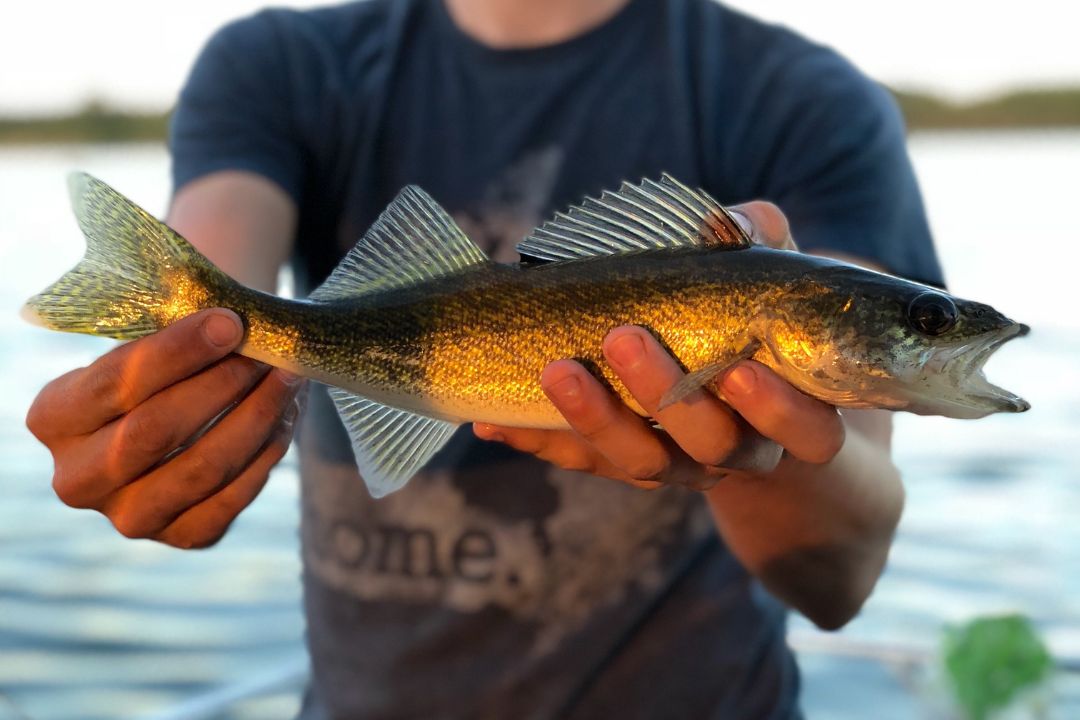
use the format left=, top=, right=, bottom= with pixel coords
left=659, top=340, right=761, bottom=410
left=328, top=387, right=459, bottom=498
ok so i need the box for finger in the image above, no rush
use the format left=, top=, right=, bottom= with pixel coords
left=474, top=423, right=591, bottom=470
left=602, top=327, right=746, bottom=468
left=30, top=309, right=245, bottom=438
left=157, top=410, right=297, bottom=549
left=26, top=365, right=85, bottom=445
left=729, top=201, right=796, bottom=251
left=720, top=361, right=845, bottom=464
left=53, top=356, right=270, bottom=510
left=102, top=369, right=303, bottom=539
left=473, top=422, right=659, bottom=488
left=539, top=360, right=675, bottom=482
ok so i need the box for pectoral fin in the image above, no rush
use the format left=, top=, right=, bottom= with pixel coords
left=658, top=340, right=761, bottom=410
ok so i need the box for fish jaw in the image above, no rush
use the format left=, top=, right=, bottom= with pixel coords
left=758, top=313, right=1031, bottom=420
left=900, top=322, right=1030, bottom=419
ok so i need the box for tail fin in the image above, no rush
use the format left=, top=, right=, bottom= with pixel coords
left=22, top=173, right=233, bottom=340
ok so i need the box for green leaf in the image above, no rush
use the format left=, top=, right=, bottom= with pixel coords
left=942, top=614, right=1053, bottom=720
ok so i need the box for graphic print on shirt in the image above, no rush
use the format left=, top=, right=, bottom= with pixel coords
left=301, top=148, right=713, bottom=654
left=451, top=146, right=563, bottom=262
left=303, top=456, right=712, bottom=654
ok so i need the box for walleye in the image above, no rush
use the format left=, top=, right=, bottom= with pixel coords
left=24, top=174, right=1029, bottom=497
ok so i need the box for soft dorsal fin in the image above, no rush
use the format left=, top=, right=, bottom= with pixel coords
left=516, top=173, right=751, bottom=263
left=310, top=186, right=489, bottom=301
left=328, top=387, right=460, bottom=498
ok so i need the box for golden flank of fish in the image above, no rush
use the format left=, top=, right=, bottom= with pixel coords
left=23, top=174, right=1029, bottom=497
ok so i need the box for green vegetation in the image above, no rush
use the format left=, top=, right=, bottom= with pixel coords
left=942, top=614, right=1053, bottom=720
left=2, top=87, right=1080, bottom=144
left=0, top=102, right=169, bottom=144
left=893, top=87, right=1080, bottom=130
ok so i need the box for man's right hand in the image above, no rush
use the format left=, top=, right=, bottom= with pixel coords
left=26, top=308, right=304, bottom=549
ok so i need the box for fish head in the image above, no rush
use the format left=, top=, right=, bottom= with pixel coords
left=759, top=265, right=1030, bottom=419
left=884, top=291, right=1029, bottom=418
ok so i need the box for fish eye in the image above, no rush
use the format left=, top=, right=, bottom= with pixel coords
left=907, top=292, right=958, bottom=336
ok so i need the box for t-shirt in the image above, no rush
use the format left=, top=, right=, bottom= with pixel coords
left=171, top=1, right=944, bottom=718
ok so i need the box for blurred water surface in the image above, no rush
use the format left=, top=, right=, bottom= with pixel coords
left=0, top=134, right=1076, bottom=719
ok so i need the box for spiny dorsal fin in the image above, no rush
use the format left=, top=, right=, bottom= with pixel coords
left=310, top=186, right=489, bottom=301
left=516, top=173, right=751, bottom=263
left=328, top=387, right=460, bottom=498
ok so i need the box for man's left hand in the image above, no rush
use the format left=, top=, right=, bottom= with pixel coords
left=472, top=201, right=843, bottom=491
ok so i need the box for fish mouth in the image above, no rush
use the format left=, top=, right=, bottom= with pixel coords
left=914, top=322, right=1030, bottom=418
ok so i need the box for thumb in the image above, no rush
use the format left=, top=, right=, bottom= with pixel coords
left=729, top=201, right=798, bottom=251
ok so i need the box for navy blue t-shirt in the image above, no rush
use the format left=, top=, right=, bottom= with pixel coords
left=171, top=1, right=943, bottom=718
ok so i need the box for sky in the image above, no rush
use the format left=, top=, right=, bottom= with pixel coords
left=2, top=0, right=1079, bottom=115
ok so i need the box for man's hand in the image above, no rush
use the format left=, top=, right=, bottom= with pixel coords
left=474, top=201, right=904, bottom=630
left=472, top=201, right=841, bottom=490
left=474, top=328, right=844, bottom=491
left=26, top=309, right=304, bottom=549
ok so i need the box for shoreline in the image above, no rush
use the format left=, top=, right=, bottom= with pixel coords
left=3, top=87, right=1080, bottom=144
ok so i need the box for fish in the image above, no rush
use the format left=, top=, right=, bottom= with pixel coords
left=23, top=173, right=1029, bottom=497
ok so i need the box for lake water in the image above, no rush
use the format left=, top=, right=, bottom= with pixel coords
left=0, top=133, right=1077, bottom=719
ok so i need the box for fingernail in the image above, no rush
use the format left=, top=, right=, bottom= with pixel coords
left=546, top=374, right=581, bottom=400
left=276, top=369, right=303, bottom=387
left=283, top=399, right=300, bottom=425
left=723, top=366, right=757, bottom=396
left=607, top=333, right=645, bottom=370
left=729, top=210, right=755, bottom=241
left=474, top=423, right=505, bottom=443
left=203, top=312, right=240, bottom=347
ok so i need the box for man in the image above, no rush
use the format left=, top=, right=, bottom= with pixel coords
left=27, top=0, right=943, bottom=716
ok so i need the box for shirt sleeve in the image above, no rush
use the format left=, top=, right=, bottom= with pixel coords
left=169, top=12, right=306, bottom=203
left=730, top=46, right=945, bottom=288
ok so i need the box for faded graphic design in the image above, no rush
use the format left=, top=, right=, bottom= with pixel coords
left=302, top=148, right=716, bottom=653
left=302, top=447, right=713, bottom=653
left=453, top=147, right=564, bottom=261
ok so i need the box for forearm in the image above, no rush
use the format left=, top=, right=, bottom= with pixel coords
left=479, top=206, right=910, bottom=630
left=704, top=412, right=904, bottom=630
left=168, top=170, right=297, bottom=292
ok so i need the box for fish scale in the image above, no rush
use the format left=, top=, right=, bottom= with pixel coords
left=23, top=173, right=1028, bottom=498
